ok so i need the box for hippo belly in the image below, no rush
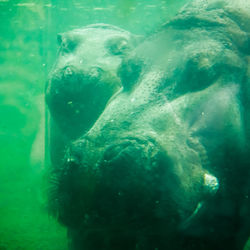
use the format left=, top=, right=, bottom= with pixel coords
left=46, top=1, right=250, bottom=250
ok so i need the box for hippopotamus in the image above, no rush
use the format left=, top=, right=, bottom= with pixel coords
left=46, top=1, right=250, bottom=249
left=46, top=24, right=142, bottom=166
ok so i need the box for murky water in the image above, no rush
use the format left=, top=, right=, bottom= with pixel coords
left=0, top=0, right=249, bottom=249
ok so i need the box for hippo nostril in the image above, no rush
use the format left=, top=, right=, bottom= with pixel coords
left=89, top=67, right=103, bottom=80
left=66, top=155, right=78, bottom=167
left=63, top=66, right=74, bottom=77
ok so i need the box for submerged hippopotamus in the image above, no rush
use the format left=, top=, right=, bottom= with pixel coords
left=46, top=24, right=141, bottom=165
left=46, top=1, right=250, bottom=249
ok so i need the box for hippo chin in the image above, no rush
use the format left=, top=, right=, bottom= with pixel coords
left=46, top=1, right=250, bottom=250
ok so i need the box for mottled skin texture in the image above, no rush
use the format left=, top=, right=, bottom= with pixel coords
left=46, top=1, right=250, bottom=250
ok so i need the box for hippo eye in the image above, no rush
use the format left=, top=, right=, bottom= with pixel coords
left=118, top=57, right=143, bottom=91
left=106, top=37, right=130, bottom=55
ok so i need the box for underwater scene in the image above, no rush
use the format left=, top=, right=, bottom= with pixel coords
left=0, top=0, right=250, bottom=249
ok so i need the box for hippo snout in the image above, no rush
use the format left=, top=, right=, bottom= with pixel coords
left=48, top=65, right=102, bottom=95
left=55, top=133, right=220, bottom=232
left=46, top=64, right=119, bottom=139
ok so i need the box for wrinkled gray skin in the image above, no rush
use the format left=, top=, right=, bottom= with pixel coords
left=46, top=1, right=250, bottom=250
left=46, top=24, right=141, bottom=166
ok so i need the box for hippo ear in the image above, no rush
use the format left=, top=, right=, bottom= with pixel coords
left=225, top=7, right=250, bottom=55
left=106, top=34, right=144, bottom=56
left=106, top=37, right=131, bottom=56
left=57, top=33, right=63, bottom=45
left=56, top=33, right=78, bottom=53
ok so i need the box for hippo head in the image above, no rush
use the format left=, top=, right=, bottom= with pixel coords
left=47, top=1, right=250, bottom=249
left=46, top=24, right=141, bottom=139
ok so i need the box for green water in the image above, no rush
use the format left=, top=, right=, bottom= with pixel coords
left=0, top=0, right=250, bottom=249
left=0, top=1, right=188, bottom=249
